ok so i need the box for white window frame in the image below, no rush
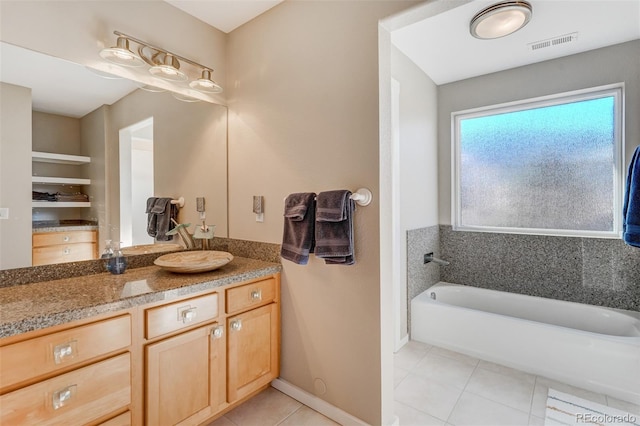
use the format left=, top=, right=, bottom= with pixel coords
left=451, top=83, right=625, bottom=238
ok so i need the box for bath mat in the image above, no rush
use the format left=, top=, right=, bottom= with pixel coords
left=545, top=389, right=639, bottom=426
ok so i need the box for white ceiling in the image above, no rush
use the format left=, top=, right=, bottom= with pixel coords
left=165, top=0, right=283, bottom=33
left=2, top=0, right=638, bottom=118
left=392, top=0, right=640, bottom=85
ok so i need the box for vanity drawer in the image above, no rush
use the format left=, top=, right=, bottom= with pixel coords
left=32, top=242, right=97, bottom=266
left=99, top=411, right=131, bottom=426
left=226, top=277, right=276, bottom=315
left=0, top=353, right=131, bottom=426
left=0, top=315, right=131, bottom=390
left=33, top=230, right=97, bottom=247
left=145, top=293, right=219, bottom=339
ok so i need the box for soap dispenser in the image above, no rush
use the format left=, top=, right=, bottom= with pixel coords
left=101, top=239, right=114, bottom=272
left=108, top=242, right=127, bottom=275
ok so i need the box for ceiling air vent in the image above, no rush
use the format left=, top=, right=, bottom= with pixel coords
left=528, top=32, right=578, bottom=51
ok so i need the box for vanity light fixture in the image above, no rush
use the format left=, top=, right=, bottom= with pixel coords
left=470, top=1, right=533, bottom=39
left=99, top=36, right=145, bottom=67
left=189, top=69, right=223, bottom=93
left=99, top=31, right=223, bottom=92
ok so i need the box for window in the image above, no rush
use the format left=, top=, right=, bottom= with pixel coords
left=452, top=84, right=624, bottom=238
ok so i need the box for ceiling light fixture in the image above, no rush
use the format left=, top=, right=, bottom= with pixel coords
left=470, top=1, right=533, bottom=40
left=99, top=31, right=223, bottom=93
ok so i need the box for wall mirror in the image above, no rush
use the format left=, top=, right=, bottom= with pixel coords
left=0, top=41, right=228, bottom=271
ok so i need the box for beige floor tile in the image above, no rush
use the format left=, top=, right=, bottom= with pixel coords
left=278, top=406, right=340, bottom=426
left=448, top=392, right=530, bottom=426
left=394, top=340, right=432, bottom=371
left=224, top=387, right=302, bottom=426
left=395, top=366, right=410, bottom=388
left=528, top=414, right=545, bottom=426
left=395, top=401, right=446, bottom=426
left=206, top=415, right=237, bottom=426
left=465, top=367, right=535, bottom=413
left=428, top=346, right=480, bottom=367
left=412, top=352, right=476, bottom=389
left=395, top=373, right=464, bottom=421
left=477, top=360, right=536, bottom=384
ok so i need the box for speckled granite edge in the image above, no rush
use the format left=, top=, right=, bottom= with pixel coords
left=0, top=260, right=282, bottom=338
left=0, top=238, right=282, bottom=288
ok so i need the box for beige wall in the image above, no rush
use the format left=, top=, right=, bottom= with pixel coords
left=0, top=83, right=32, bottom=269
left=227, top=2, right=415, bottom=424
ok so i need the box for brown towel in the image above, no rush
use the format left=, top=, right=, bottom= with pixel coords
left=315, top=190, right=355, bottom=265
left=281, top=193, right=316, bottom=265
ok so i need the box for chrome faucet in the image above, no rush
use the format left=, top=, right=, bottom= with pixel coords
left=424, top=252, right=450, bottom=266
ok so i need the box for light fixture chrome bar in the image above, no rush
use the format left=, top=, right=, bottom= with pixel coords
left=113, top=31, right=215, bottom=73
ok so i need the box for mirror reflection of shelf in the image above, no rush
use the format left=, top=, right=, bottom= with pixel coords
left=31, top=151, right=91, bottom=208
left=32, top=151, right=91, bottom=165
left=32, top=201, right=92, bottom=208
left=32, top=177, right=91, bottom=185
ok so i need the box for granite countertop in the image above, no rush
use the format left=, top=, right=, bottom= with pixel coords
left=32, top=220, right=99, bottom=233
left=0, top=256, right=281, bottom=338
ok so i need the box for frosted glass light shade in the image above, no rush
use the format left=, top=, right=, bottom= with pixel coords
left=99, top=37, right=145, bottom=67
left=189, top=69, right=223, bottom=93
left=470, top=1, right=532, bottom=39
left=149, top=54, right=188, bottom=82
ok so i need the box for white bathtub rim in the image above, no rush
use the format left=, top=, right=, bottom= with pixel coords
left=422, top=282, right=640, bottom=339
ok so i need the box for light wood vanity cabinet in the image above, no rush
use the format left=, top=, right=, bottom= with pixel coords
left=32, top=229, right=98, bottom=266
left=0, top=314, right=133, bottom=426
left=143, top=275, right=280, bottom=425
left=0, top=272, right=280, bottom=426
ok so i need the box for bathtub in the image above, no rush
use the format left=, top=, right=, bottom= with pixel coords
left=411, top=282, right=640, bottom=404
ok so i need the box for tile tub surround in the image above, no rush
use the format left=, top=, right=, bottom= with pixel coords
left=0, top=237, right=282, bottom=288
left=438, top=225, right=640, bottom=312
left=0, top=256, right=281, bottom=338
left=407, top=226, right=442, bottom=332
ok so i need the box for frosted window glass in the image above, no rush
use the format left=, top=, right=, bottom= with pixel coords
left=457, top=94, right=618, bottom=234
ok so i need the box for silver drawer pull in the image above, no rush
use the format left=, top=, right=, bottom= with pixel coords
left=53, top=340, right=77, bottom=364
left=53, top=384, right=77, bottom=410
left=63, top=236, right=70, bottom=242
left=250, top=289, right=262, bottom=301
left=230, top=319, right=242, bottom=331
left=180, top=307, right=197, bottom=323
left=63, top=248, right=71, bottom=255
left=211, top=325, right=224, bottom=339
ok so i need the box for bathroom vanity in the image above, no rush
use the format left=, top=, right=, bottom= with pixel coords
left=0, top=256, right=281, bottom=425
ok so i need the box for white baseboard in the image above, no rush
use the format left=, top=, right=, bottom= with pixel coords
left=395, top=334, right=409, bottom=353
left=271, top=378, right=369, bottom=425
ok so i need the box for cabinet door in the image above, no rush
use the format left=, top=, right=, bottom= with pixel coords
left=145, top=323, right=225, bottom=426
left=227, top=303, right=279, bottom=402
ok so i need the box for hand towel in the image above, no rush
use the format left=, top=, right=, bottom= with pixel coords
left=315, top=190, right=355, bottom=265
left=623, top=145, right=640, bottom=247
left=281, top=193, right=316, bottom=265
left=146, top=197, right=178, bottom=241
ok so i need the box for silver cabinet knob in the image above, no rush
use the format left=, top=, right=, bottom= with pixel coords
left=53, top=384, right=76, bottom=410
left=230, top=319, right=242, bottom=331
left=250, top=289, right=262, bottom=301
left=181, top=307, right=197, bottom=323
left=211, top=326, right=224, bottom=339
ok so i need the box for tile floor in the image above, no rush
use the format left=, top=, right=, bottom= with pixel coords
left=207, top=341, right=640, bottom=426
left=394, top=340, right=640, bottom=426
left=206, top=387, right=340, bottom=426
